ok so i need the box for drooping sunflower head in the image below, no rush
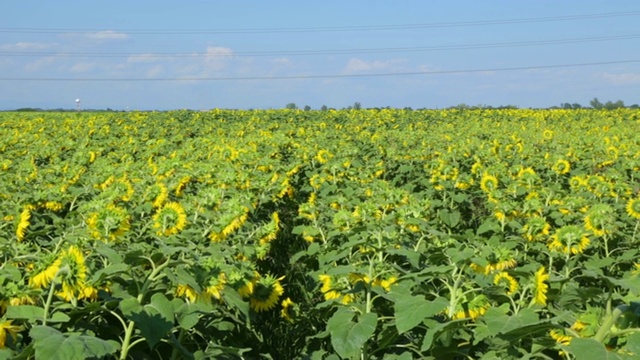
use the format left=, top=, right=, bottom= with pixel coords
left=87, top=204, right=130, bottom=242
left=548, top=225, right=590, bottom=255
left=626, top=198, right=640, bottom=220
left=0, top=320, right=23, bottom=348
left=249, top=274, right=285, bottom=313
left=16, top=206, right=32, bottom=241
left=533, top=266, right=549, bottom=306
left=146, top=182, right=168, bottom=208
left=280, top=297, right=296, bottom=322
left=493, top=272, right=519, bottom=296
left=480, top=173, right=499, bottom=193
left=153, top=202, right=187, bottom=236
left=451, top=294, right=490, bottom=320
left=522, top=216, right=551, bottom=241
left=55, top=245, right=89, bottom=301
left=471, top=248, right=517, bottom=275
left=583, top=204, right=616, bottom=237
left=29, top=253, right=62, bottom=289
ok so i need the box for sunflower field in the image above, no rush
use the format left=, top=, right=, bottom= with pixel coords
left=1, top=108, right=640, bottom=359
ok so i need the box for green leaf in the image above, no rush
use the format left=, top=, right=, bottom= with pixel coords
left=482, top=307, right=539, bottom=336
left=393, top=294, right=448, bottom=334
left=30, top=325, right=118, bottom=360
left=222, top=287, right=250, bottom=321
left=119, top=293, right=175, bottom=348
left=565, top=338, right=626, bottom=360
left=6, top=305, right=70, bottom=323
left=328, top=309, right=377, bottom=359
left=476, top=219, right=500, bottom=235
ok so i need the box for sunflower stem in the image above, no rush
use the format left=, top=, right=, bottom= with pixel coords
left=594, top=306, right=623, bottom=343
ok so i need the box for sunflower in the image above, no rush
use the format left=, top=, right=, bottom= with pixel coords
left=209, top=205, right=249, bottom=242
left=548, top=226, right=590, bottom=255
left=583, top=204, right=616, bottom=237
left=29, top=254, right=62, bottom=289
left=626, top=198, right=640, bottom=219
left=153, top=202, right=187, bottom=236
left=522, top=216, right=551, bottom=241
left=451, top=294, right=490, bottom=320
left=569, top=175, right=588, bottom=191
left=204, top=273, right=227, bottom=301
left=471, top=248, right=517, bottom=275
left=552, top=159, right=571, bottom=175
left=174, top=176, right=191, bottom=196
left=280, top=297, right=296, bottom=322
left=56, top=245, right=89, bottom=301
left=542, top=129, right=554, bottom=140
left=533, top=267, right=549, bottom=306
left=480, top=173, right=499, bottom=193
left=318, top=274, right=353, bottom=304
left=0, top=320, right=22, bottom=348
left=175, top=284, right=199, bottom=303
left=87, top=204, right=130, bottom=242
left=493, top=272, right=519, bottom=295
left=249, top=275, right=285, bottom=313
left=147, top=182, right=168, bottom=208
left=258, top=212, right=280, bottom=245
left=16, top=205, right=33, bottom=241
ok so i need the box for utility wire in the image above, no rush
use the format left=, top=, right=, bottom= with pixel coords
left=1, top=34, right=639, bottom=58
left=1, top=59, right=638, bottom=82
left=1, top=11, right=639, bottom=34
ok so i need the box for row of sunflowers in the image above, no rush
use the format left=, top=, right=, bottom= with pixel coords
left=1, top=108, right=640, bottom=359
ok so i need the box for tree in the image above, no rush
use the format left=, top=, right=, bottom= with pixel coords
left=285, top=103, right=297, bottom=110
left=353, top=102, right=362, bottom=110
left=303, top=105, right=311, bottom=111
left=590, top=98, right=603, bottom=109
left=320, top=105, right=328, bottom=111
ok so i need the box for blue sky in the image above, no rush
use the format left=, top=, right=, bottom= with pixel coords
left=1, top=1, right=640, bottom=110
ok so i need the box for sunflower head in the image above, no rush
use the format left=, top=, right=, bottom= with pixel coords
left=493, top=272, right=519, bottom=295
left=153, top=202, right=187, bottom=236
left=583, top=204, right=616, bottom=237
left=249, top=275, right=285, bottom=313
left=548, top=225, right=590, bottom=255
left=87, top=204, right=130, bottom=242
left=626, top=198, right=640, bottom=220
left=55, top=246, right=88, bottom=301
left=280, top=297, right=297, bottom=322
left=533, top=266, right=549, bottom=306
left=552, top=159, right=571, bottom=175
left=522, top=216, right=550, bottom=241
left=480, top=173, right=499, bottom=193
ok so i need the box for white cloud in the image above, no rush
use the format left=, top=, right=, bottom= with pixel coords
left=24, top=57, right=57, bottom=72
left=83, top=30, right=129, bottom=40
left=343, top=57, right=407, bottom=74
left=203, top=46, right=233, bottom=70
left=601, top=72, right=640, bottom=85
left=271, top=57, right=291, bottom=65
left=145, top=65, right=164, bottom=78
left=0, top=42, right=58, bottom=51
left=126, top=54, right=161, bottom=63
left=70, top=62, right=97, bottom=73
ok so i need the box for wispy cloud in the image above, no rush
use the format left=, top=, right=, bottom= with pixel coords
left=343, top=57, right=407, bottom=74
left=203, top=46, right=233, bottom=70
left=70, top=62, right=97, bottom=73
left=601, top=72, right=640, bottom=85
left=83, top=30, right=129, bottom=40
left=0, top=42, right=58, bottom=51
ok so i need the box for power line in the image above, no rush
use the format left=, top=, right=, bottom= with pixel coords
left=1, top=11, right=639, bottom=34
left=1, top=59, right=638, bottom=82
left=1, top=34, right=639, bottom=59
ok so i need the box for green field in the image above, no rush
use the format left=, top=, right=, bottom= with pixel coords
left=1, top=108, right=640, bottom=359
